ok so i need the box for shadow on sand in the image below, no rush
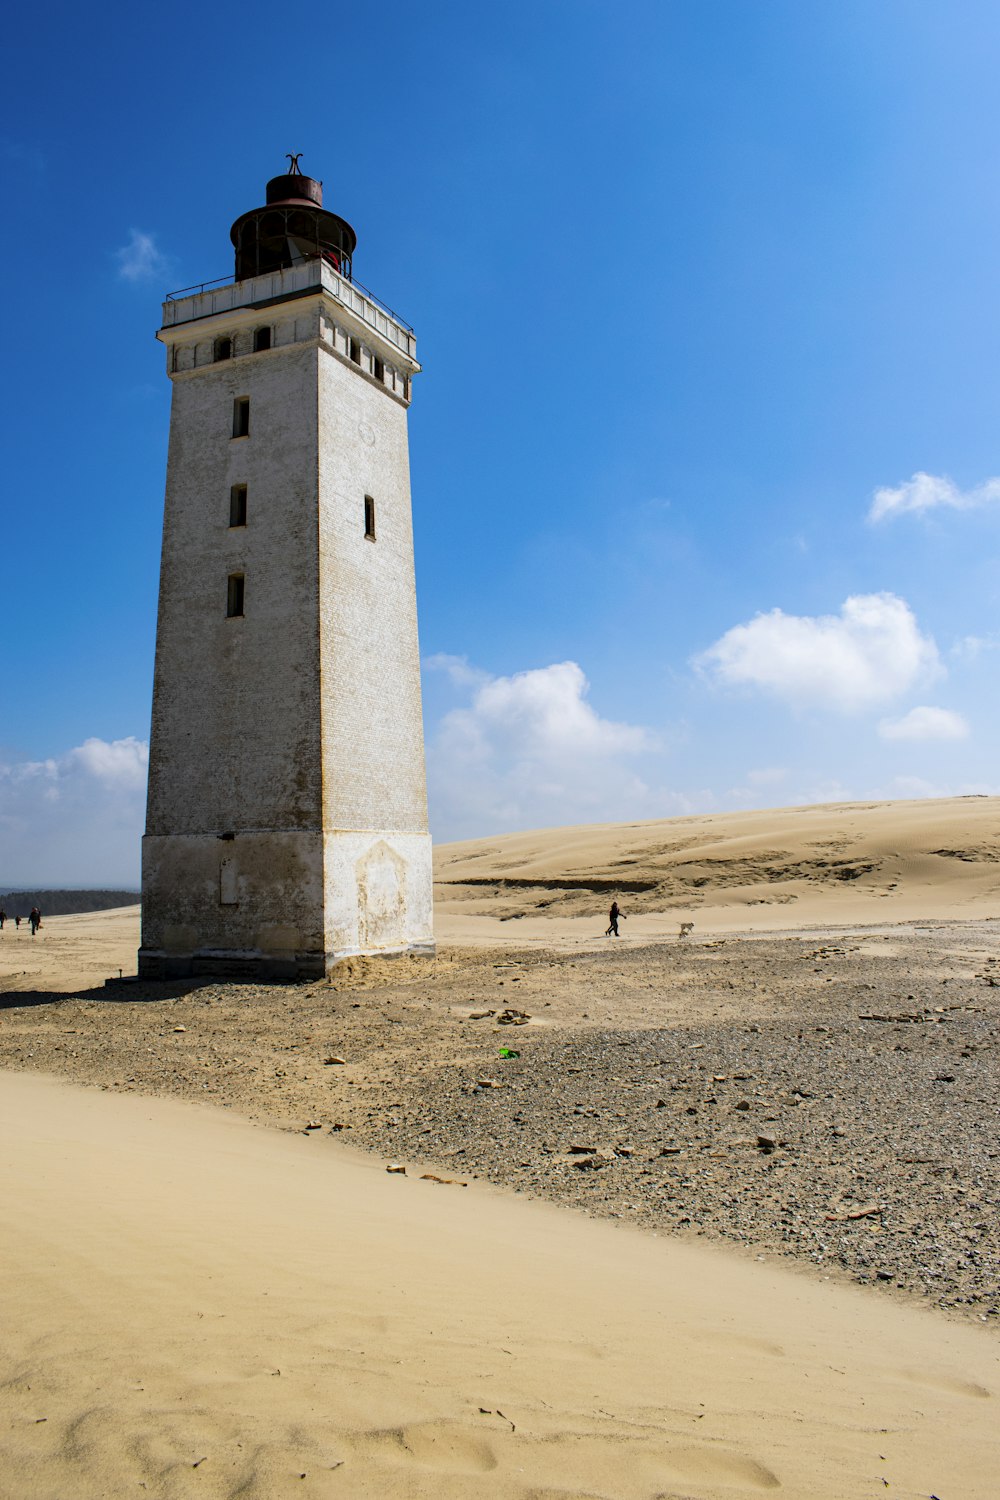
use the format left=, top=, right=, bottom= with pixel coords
left=0, top=977, right=229, bottom=1012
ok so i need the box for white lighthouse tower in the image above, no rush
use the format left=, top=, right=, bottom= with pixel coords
left=139, top=160, right=434, bottom=979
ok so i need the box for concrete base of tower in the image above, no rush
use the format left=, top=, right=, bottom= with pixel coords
left=137, top=947, right=325, bottom=981
left=137, top=942, right=436, bottom=982
left=139, top=828, right=435, bottom=981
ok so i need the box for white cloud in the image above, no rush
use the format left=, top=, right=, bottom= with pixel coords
left=459, top=661, right=654, bottom=759
left=426, top=659, right=675, bottom=840
left=877, top=706, right=969, bottom=742
left=869, top=471, right=1000, bottom=523
left=67, top=736, right=149, bottom=787
left=115, top=229, right=169, bottom=283
left=696, top=593, right=940, bottom=713
left=0, top=737, right=147, bottom=887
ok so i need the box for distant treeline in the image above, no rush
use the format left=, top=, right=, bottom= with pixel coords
left=0, top=890, right=140, bottom=918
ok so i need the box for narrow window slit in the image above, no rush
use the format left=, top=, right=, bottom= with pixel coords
left=232, top=397, right=250, bottom=438
left=227, top=573, right=245, bottom=617
left=364, top=495, right=376, bottom=541
left=229, top=485, right=247, bottom=527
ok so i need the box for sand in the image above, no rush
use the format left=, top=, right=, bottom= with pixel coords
left=2, top=796, right=1000, bottom=1497
left=0, top=904, right=140, bottom=994
left=434, top=795, right=1000, bottom=944
left=2, top=1069, right=999, bottom=1499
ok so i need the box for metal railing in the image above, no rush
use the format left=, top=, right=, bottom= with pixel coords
left=165, top=259, right=413, bottom=334
left=165, top=272, right=235, bottom=301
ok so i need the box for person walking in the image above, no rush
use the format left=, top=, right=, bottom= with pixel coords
left=0, top=909, right=6, bottom=930
left=28, top=907, right=41, bottom=936
left=606, top=900, right=625, bottom=937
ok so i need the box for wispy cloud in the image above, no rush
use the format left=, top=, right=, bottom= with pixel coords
left=724, top=768, right=787, bottom=807
left=877, top=706, right=969, bottom=742
left=951, top=633, right=1000, bottom=662
left=0, top=736, right=147, bottom=886
left=746, top=767, right=788, bottom=786
left=888, top=775, right=1000, bottom=799
left=115, top=229, right=169, bottom=283
left=868, top=471, right=1000, bottom=523
left=696, top=593, right=940, bottom=713
left=424, top=653, right=491, bottom=691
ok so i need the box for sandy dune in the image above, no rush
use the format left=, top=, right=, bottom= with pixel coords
left=2, top=1070, right=998, bottom=1499
left=435, top=796, right=1000, bottom=944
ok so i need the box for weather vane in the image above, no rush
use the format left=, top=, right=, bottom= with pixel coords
left=285, top=153, right=303, bottom=175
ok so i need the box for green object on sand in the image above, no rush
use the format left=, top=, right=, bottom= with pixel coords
left=499, top=1048, right=520, bottom=1059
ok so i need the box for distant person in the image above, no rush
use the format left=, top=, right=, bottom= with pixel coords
left=0, top=908, right=5, bottom=929
left=29, top=907, right=41, bottom=936
left=14, top=915, right=21, bottom=929
left=606, top=900, right=625, bottom=937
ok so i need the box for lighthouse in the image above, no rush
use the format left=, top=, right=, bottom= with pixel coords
left=138, top=160, right=434, bottom=979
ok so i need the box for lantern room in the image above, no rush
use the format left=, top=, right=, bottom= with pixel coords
left=229, top=157, right=357, bottom=282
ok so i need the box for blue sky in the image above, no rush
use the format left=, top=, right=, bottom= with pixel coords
left=2, top=0, right=1000, bottom=886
